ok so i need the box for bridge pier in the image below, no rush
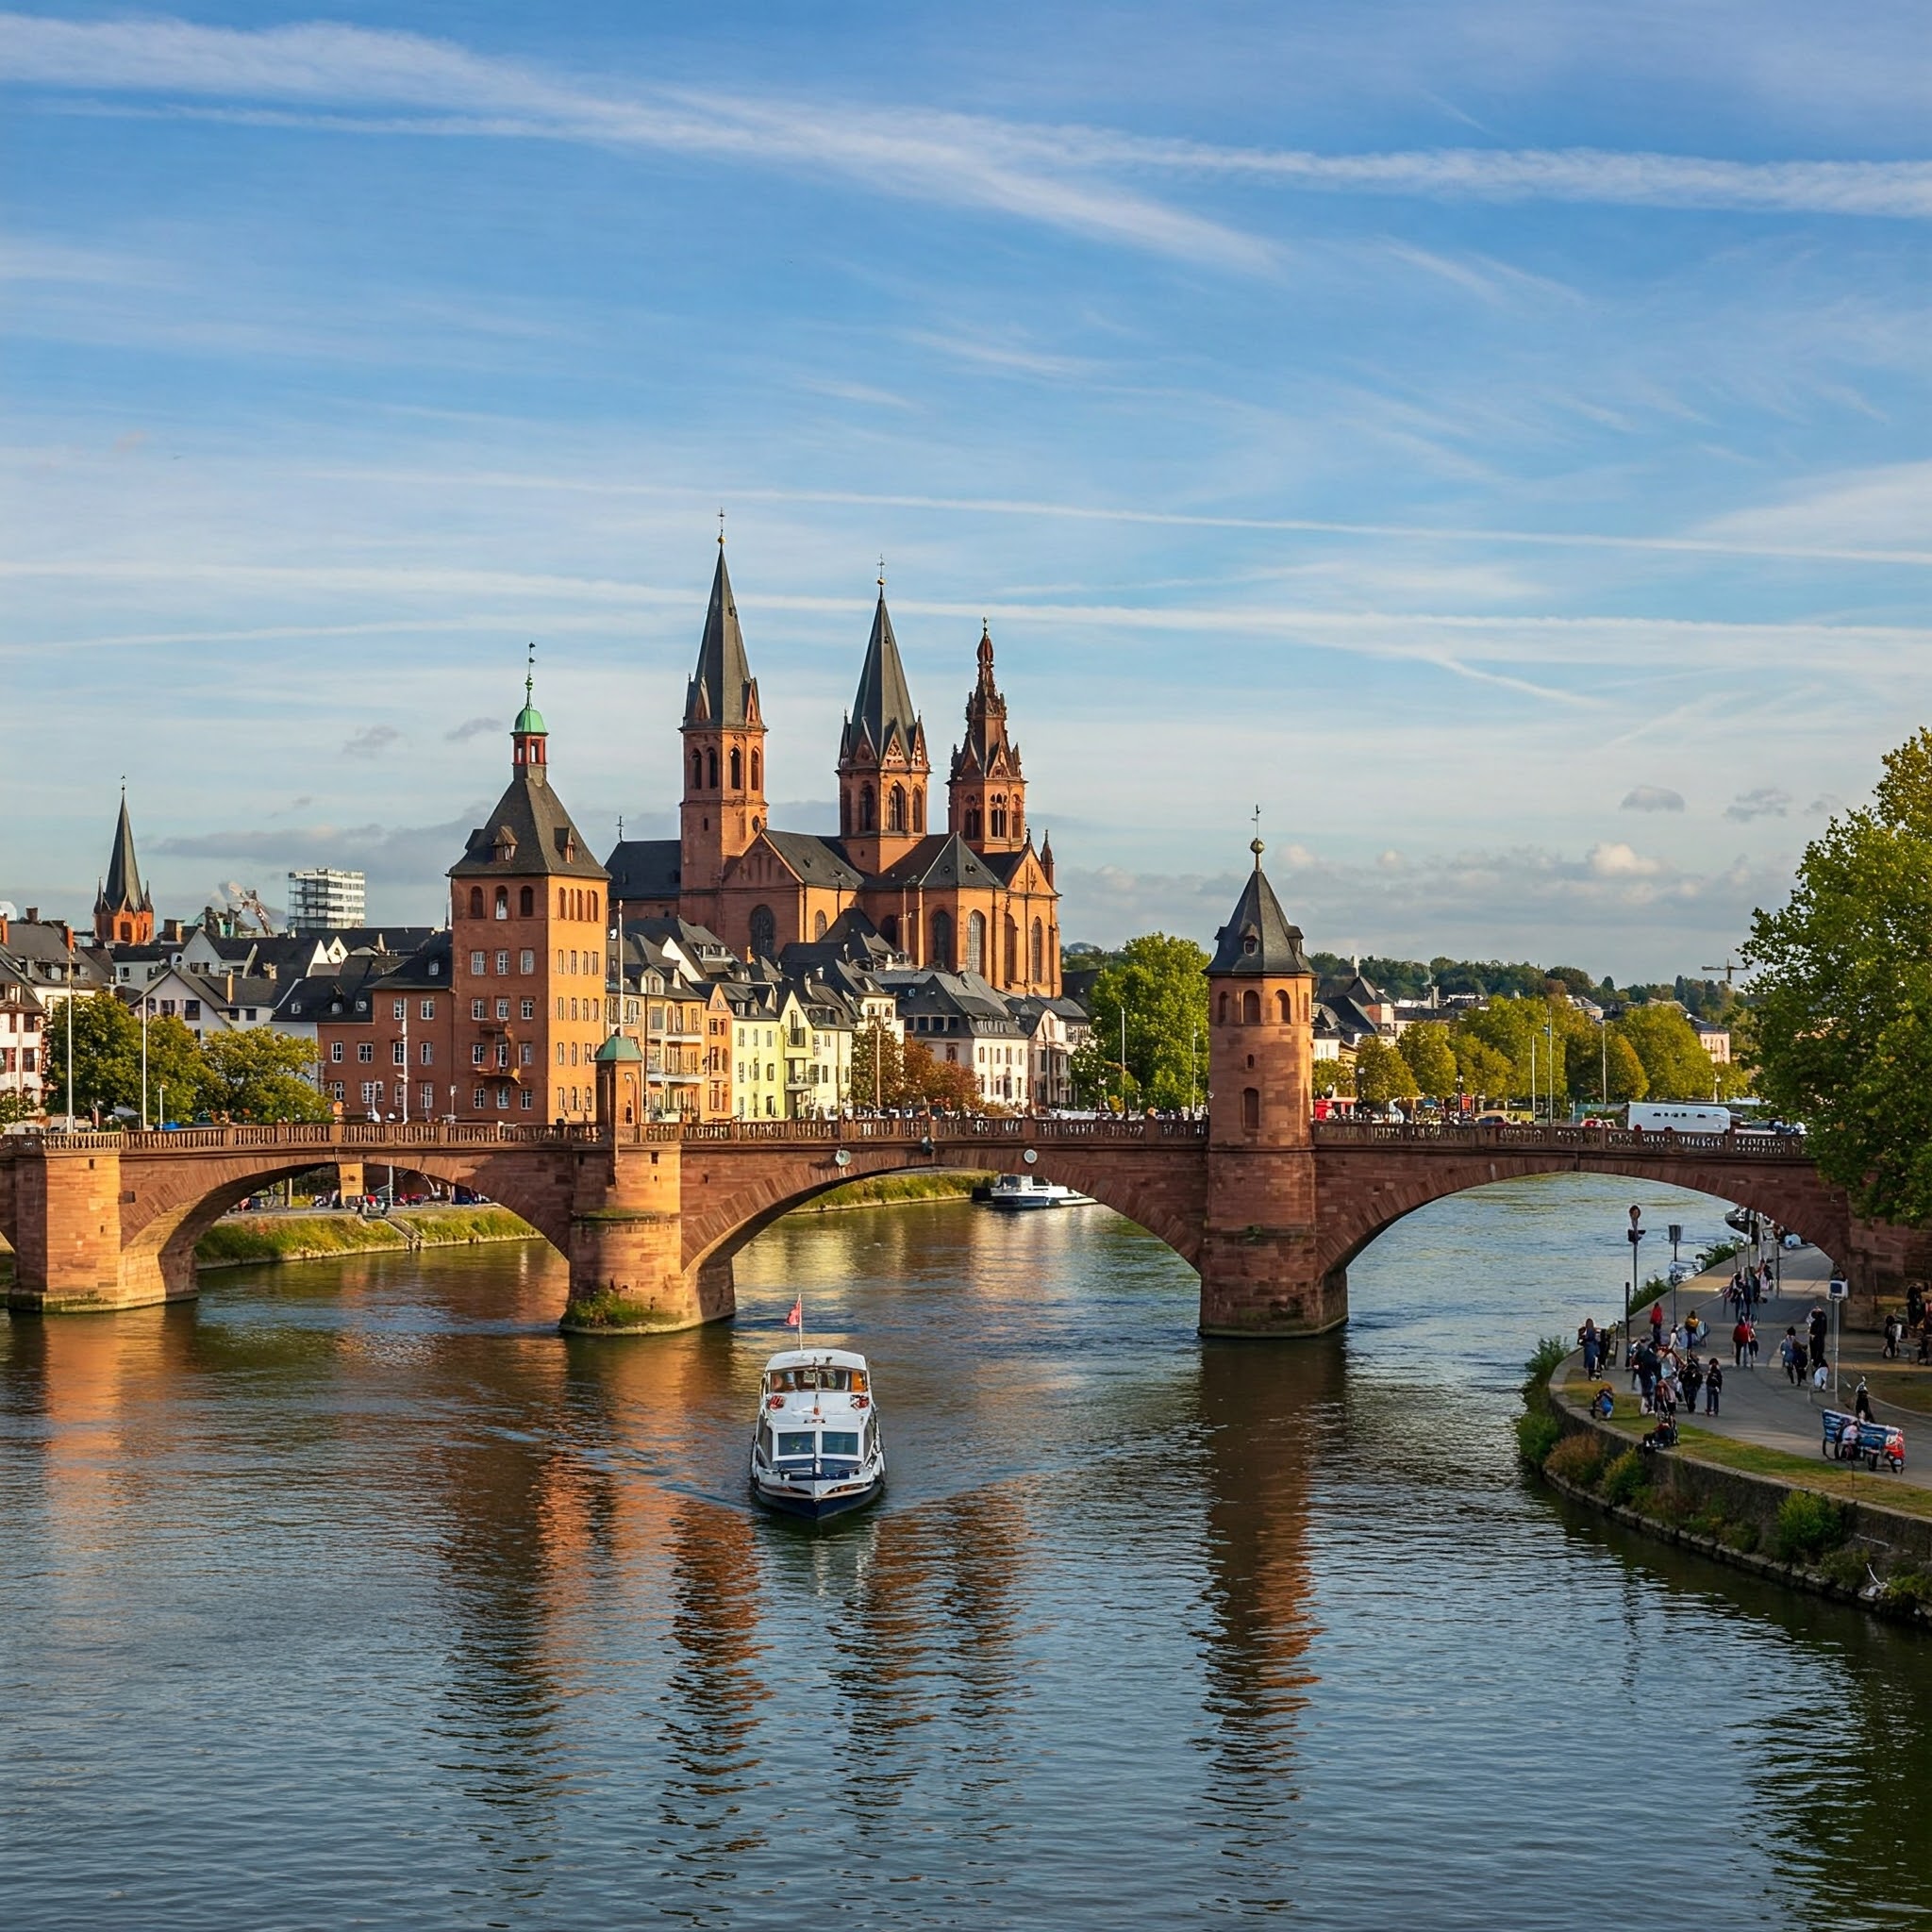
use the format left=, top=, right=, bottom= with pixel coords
left=7, top=1143, right=176, bottom=1314
left=566, top=1135, right=726, bottom=1332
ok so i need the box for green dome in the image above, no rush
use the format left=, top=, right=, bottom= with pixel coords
left=514, top=702, right=547, bottom=736
left=594, top=1033, right=642, bottom=1063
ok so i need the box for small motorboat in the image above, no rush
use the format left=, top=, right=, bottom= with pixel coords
left=749, top=1347, right=886, bottom=1520
left=982, top=1173, right=1094, bottom=1210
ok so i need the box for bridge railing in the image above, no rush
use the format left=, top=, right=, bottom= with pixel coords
left=1310, top=1120, right=1807, bottom=1159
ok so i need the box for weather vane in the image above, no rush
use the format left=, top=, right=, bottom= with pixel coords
left=878, top=554, right=887, bottom=590
left=525, top=640, right=536, bottom=705
left=718, top=507, right=726, bottom=546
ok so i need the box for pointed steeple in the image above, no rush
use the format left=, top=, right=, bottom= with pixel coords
left=94, top=786, right=155, bottom=944
left=685, top=543, right=758, bottom=727
left=1208, top=840, right=1314, bottom=977
left=841, top=587, right=923, bottom=766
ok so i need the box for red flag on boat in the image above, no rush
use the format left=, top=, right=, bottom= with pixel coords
left=786, top=1297, right=803, bottom=1330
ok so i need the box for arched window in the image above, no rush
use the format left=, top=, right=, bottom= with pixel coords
left=841, top=790, right=853, bottom=836
left=860, top=785, right=875, bottom=832
left=913, top=790, right=924, bottom=833
left=691, top=749, right=703, bottom=789
left=730, top=747, right=742, bottom=790
left=1277, top=989, right=1291, bottom=1024
left=558, top=888, right=568, bottom=917
left=519, top=886, right=534, bottom=917
left=879, top=914, right=899, bottom=946
left=1003, top=917, right=1018, bottom=985
left=493, top=887, right=509, bottom=920
left=707, top=748, right=718, bottom=789
left=749, top=904, right=776, bottom=960
left=965, top=807, right=982, bottom=841
left=751, top=749, right=761, bottom=790
left=889, top=785, right=905, bottom=832
left=469, top=887, right=484, bottom=918
left=813, top=910, right=828, bottom=941
left=1241, top=1087, right=1260, bottom=1131
left=990, top=797, right=1008, bottom=840
left=1012, top=804, right=1022, bottom=840
left=1218, top=991, right=1230, bottom=1024
left=1031, top=919, right=1044, bottom=984
left=966, top=912, right=986, bottom=974
left=1242, top=989, right=1261, bottom=1024
left=930, top=910, right=954, bottom=970
left=589, top=891, right=599, bottom=924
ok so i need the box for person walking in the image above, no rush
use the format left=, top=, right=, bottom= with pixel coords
left=1884, top=1313, right=1901, bottom=1360
left=1808, top=1303, right=1828, bottom=1371
left=1782, top=1328, right=1804, bottom=1385
left=1580, top=1318, right=1601, bottom=1379
left=1854, top=1377, right=1874, bottom=1424
left=1747, top=1318, right=1760, bottom=1368
left=1732, top=1316, right=1751, bottom=1369
left=1649, top=1299, right=1665, bottom=1350
left=1705, top=1359, right=1724, bottom=1415
left=1682, top=1356, right=1704, bottom=1415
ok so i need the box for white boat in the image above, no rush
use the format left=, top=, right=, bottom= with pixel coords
left=749, top=1348, right=886, bottom=1520
left=982, top=1173, right=1094, bottom=1210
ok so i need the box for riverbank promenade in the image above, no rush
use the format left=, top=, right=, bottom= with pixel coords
left=1573, top=1247, right=1932, bottom=1495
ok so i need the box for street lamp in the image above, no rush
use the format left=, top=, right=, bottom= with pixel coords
left=1625, top=1205, right=1645, bottom=1364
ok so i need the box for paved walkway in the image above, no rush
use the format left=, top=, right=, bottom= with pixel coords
left=1573, top=1245, right=1932, bottom=1491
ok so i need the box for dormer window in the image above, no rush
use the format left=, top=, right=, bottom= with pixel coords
left=491, top=826, right=517, bottom=863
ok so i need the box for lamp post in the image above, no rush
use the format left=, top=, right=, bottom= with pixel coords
left=1668, top=1222, right=1683, bottom=1334
left=1625, top=1205, right=1645, bottom=1365
left=141, top=995, right=150, bottom=1131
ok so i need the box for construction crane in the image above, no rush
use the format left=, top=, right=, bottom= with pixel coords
left=1702, top=958, right=1744, bottom=987
left=225, top=887, right=278, bottom=937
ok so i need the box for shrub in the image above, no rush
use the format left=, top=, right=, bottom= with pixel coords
left=1818, top=1546, right=1870, bottom=1592
left=1517, top=1411, right=1561, bottom=1468
left=1722, top=1521, right=1760, bottom=1555
left=1545, top=1432, right=1607, bottom=1488
left=1773, top=1490, right=1848, bottom=1564
left=1524, top=1336, right=1569, bottom=1388
left=1600, top=1449, right=1650, bottom=1507
left=560, top=1291, right=682, bottom=1331
left=1882, top=1565, right=1932, bottom=1613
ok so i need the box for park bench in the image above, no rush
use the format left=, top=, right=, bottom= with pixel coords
left=1820, top=1409, right=1906, bottom=1474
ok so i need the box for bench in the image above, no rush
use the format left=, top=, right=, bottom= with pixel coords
left=1820, top=1409, right=1906, bottom=1473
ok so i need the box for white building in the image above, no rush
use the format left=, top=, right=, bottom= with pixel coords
left=288, top=868, right=367, bottom=934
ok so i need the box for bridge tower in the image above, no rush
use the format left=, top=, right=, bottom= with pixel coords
left=1199, top=840, right=1339, bottom=1336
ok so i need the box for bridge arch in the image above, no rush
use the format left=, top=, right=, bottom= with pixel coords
left=676, top=1137, right=1208, bottom=1297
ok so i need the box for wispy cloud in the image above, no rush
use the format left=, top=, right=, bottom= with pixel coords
left=443, top=715, right=499, bottom=743
left=1622, top=785, right=1686, bottom=812
left=1725, top=786, right=1793, bottom=822
left=342, top=723, right=401, bottom=758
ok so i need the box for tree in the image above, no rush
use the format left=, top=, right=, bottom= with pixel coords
left=1612, top=1005, right=1717, bottom=1101
left=1086, top=933, right=1210, bottom=1110
left=1747, top=726, right=1932, bottom=1223
left=849, top=1022, right=906, bottom=1108
left=1396, top=1022, right=1457, bottom=1099
left=1601, top=1032, right=1649, bottom=1104
left=1455, top=1038, right=1513, bottom=1105
left=1354, top=1035, right=1419, bottom=1108
left=1309, top=1055, right=1355, bottom=1099
left=900, top=1038, right=987, bottom=1112
left=200, top=1030, right=331, bottom=1123
left=43, top=992, right=208, bottom=1123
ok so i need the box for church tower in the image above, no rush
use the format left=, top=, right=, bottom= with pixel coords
left=94, top=788, right=155, bottom=945
left=947, top=623, right=1027, bottom=854
left=837, top=579, right=929, bottom=874
left=680, top=541, right=767, bottom=897
left=1199, top=840, right=1334, bottom=1337
left=449, top=666, right=609, bottom=1124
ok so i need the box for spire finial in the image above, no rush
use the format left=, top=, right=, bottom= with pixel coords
left=525, top=640, right=536, bottom=708
left=1250, top=804, right=1263, bottom=869
left=878, top=555, right=886, bottom=592
left=718, top=507, right=726, bottom=547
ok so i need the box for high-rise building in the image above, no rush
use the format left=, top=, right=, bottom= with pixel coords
left=287, top=868, right=367, bottom=934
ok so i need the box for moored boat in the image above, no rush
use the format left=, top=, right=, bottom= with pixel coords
left=749, top=1347, right=886, bottom=1520
left=981, top=1173, right=1094, bottom=1210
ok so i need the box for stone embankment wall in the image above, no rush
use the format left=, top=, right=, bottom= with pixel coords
left=1539, top=1380, right=1932, bottom=1624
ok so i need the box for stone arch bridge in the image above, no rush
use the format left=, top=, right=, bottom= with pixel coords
left=1, top=1116, right=1910, bottom=1335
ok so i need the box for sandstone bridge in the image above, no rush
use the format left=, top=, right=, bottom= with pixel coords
left=1, top=1116, right=1907, bottom=1336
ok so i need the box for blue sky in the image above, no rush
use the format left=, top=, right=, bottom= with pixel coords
left=3, top=2, right=1927, bottom=976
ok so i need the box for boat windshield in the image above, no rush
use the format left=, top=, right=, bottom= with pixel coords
left=774, top=1431, right=817, bottom=1459
left=821, top=1431, right=860, bottom=1457
left=767, top=1365, right=867, bottom=1393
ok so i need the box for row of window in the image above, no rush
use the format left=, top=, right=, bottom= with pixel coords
left=463, top=886, right=604, bottom=922
left=691, top=744, right=761, bottom=791
left=463, top=949, right=601, bottom=977
left=841, top=780, right=925, bottom=837
left=1219, top=989, right=1299, bottom=1025
left=0, top=1047, right=36, bottom=1072
left=0, top=1010, right=39, bottom=1033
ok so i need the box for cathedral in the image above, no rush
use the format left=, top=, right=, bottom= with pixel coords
left=607, top=545, right=1062, bottom=997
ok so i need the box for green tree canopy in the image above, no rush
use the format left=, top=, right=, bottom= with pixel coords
left=1395, top=1022, right=1457, bottom=1099
left=1612, top=1004, right=1717, bottom=1101
left=1309, top=1056, right=1355, bottom=1099
left=200, top=1030, right=330, bottom=1123
left=1747, top=727, right=1932, bottom=1222
left=1354, top=1035, right=1420, bottom=1108
left=1087, top=933, right=1209, bottom=1110
left=1455, top=1037, right=1514, bottom=1103
left=43, top=992, right=209, bottom=1123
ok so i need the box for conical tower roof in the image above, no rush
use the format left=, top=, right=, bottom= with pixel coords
left=841, top=590, right=924, bottom=766
left=1208, top=841, right=1313, bottom=976
left=684, top=545, right=758, bottom=727
left=97, top=791, right=152, bottom=917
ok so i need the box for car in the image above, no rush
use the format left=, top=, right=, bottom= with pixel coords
left=1475, top=1112, right=1508, bottom=1126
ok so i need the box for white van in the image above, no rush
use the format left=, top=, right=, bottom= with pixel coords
left=1624, top=1102, right=1731, bottom=1134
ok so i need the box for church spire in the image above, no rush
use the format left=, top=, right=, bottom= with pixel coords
left=685, top=542, right=759, bottom=728
left=680, top=538, right=768, bottom=897
left=837, top=575, right=929, bottom=867
left=513, top=642, right=547, bottom=774
left=947, top=621, right=1025, bottom=852
left=94, top=784, right=155, bottom=945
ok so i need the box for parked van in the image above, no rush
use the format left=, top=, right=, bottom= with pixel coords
left=1624, top=1102, right=1731, bottom=1134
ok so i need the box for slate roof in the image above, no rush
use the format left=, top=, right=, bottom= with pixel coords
left=867, top=832, right=1000, bottom=891
left=762, top=830, right=865, bottom=891
left=684, top=547, right=758, bottom=727
left=605, top=838, right=683, bottom=902
left=0, top=921, right=114, bottom=991
left=451, top=760, right=607, bottom=882
left=1208, top=850, right=1314, bottom=977
left=96, top=793, right=152, bottom=917
left=272, top=954, right=397, bottom=1024
left=839, top=592, right=925, bottom=768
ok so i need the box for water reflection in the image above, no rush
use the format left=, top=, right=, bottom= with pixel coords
left=4, top=1178, right=1932, bottom=1929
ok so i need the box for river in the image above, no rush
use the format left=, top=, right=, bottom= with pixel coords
left=2, top=1174, right=1926, bottom=1930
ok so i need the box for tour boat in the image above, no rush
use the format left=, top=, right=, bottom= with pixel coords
left=982, top=1173, right=1094, bottom=1211
left=749, top=1347, right=887, bottom=1520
